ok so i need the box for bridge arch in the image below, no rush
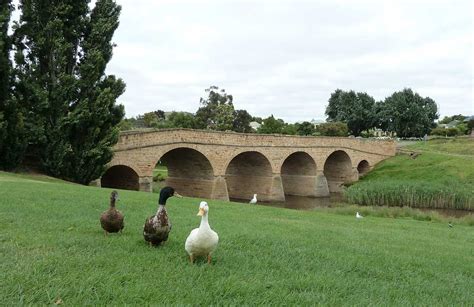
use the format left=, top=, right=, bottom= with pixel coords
left=225, top=151, right=274, bottom=201
left=357, top=160, right=370, bottom=176
left=101, top=164, right=140, bottom=191
left=323, top=150, right=353, bottom=192
left=157, top=147, right=215, bottom=198
left=281, top=151, right=318, bottom=196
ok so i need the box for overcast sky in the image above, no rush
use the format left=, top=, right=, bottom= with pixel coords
left=105, top=0, right=473, bottom=122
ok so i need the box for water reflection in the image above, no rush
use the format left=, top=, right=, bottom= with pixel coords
left=231, top=194, right=343, bottom=210
left=230, top=194, right=472, bottom=218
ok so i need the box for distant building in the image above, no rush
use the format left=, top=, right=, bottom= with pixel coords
left=464, top=115, right=474, bottom=122
left=310, top=119, right=325, bottom=127
left=373, top=128, right=396, bottom=137
left=249, top=121, right=261, bottom=131
left=446, top=120, right=461, bottom=128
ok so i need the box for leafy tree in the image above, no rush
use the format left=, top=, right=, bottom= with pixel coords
left=295, top=121, right=315, bottom=136
left=378, top=88, right=438, bottom=138
left=281, top=123, right=297, bottom=135
left=0, top=1, right=28, bottom=170
left=232, top=109, right=252, bottom=133
left=257, top=115, right=285, bottom=134
left=214, top=103, right=234, bottom=131
left=143, top=111, right=161, bottom=127
left=326, top=89, right=376, bottom=136
left=168, top=111, right=197, bottom=129
left=195, top=86, right=234, bottom=130
left=439, top=114, right=466, bottom=124
left=315, top=122, right=348, bottom=137
left=13, top=0, right=125, bottom=184
left=118, top=118, right=133, bottom=131
left=153, top=109, right=165, bottom=120
left=456, top=123, right=468, bottom=135
left=430, top=127, right=460, bottom=137
left=468, top=119, right=474, bottom=133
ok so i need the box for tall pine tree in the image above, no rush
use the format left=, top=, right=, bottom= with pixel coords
left=0, top=0, right=28, bottom=170
left=13, top=0, right=125, bottom=183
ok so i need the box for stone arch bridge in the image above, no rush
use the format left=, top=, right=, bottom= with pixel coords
left=100, top=129, right=396, bottom=202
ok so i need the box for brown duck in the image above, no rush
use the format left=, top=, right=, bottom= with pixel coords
left=143, top=186, right=181, bottom=246
left=100, top=191, right=124, bottom=235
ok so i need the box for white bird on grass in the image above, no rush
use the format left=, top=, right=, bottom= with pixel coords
left=249, top=194, right=257, bottom=204
left=185, top=201, right=219, bottom=264
left=356, top=212, right=363, bottom=219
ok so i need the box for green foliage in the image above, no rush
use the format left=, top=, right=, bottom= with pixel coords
left=232, top=109, right=252, bottom=133
left=195, top=85, right=234, bottom=130
left=314, top=122, right=348, bottom=136
left=377, top=88, right=438, bottom=137
left=439, top=114, right=466, bottom=124
left=0, top=1, right=28, bottom=170
left=456, top=123, right=469, bottom=135
left=118, top=118, right=133, bottom=131
left=143, top=112, right=161, bottom=127
left=468, top=119, right=474, bottom=131
left=326, top=89, right=376, bottom=136
left=281, top=123, right=297, bottom=135
left=257, top=115, right=285, bottom=134
left=430, top=127, right=461, bottom=137
left=1, top=171, right=473, bottom=305
left=295, top=121, right=315, bottom=136
left=11, top=0, right=125, bottom=184
left=168, top=111, right=197, bottom=129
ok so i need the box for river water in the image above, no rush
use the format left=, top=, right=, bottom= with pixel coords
left=231, top=194, right=472, bottom=218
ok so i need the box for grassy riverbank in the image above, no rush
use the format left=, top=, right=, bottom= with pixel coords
left=1, top=171, right=473, bottom=305
left=346, top=138, right=474, bottom=211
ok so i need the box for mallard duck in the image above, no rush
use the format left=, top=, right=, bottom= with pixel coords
left=249, top=194, right=257, bottom=204
left=100, top=191, right=124, bottom=235
left=143, top=186, right=181, bottom=246
left=185, top=201, right=219, bottom=264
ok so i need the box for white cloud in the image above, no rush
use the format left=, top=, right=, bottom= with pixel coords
left=106, top=0, right=473, bottom=121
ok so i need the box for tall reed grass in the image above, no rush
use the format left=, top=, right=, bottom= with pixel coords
left=345, top=180, right=473, bottom=211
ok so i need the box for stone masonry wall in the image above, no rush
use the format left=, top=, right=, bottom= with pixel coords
left=104, top=129, right=396, bottom=201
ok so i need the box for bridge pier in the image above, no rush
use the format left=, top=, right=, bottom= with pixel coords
left=211, top=176, right=230, bottom=201
left=139, top=176, right=153, bottom=192
left=269, top=175, right=286, bottom=202
left=315, top=171, right=330, bottom=197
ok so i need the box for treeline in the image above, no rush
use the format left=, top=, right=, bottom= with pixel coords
left=123, top=86, right=443, bottom=138
left=120, top=86, right=350, bottom=137
left=0, top=0, right=125, bottom=184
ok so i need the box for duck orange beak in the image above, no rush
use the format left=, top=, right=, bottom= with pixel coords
left=197, top=208, right=205, bottom=216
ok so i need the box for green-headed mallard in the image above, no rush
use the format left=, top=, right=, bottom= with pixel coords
left=185, top=201, right=219, bottom=264
left=100, top=191, right=124, bottom=235
left=143, top=186, right=181, bottom=246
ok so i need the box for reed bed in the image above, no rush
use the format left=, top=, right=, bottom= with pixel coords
left=345, top=180, right=473, bottom=211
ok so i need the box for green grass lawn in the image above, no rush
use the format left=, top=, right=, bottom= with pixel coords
left=346, top=138, right=474, bottom=210
left=1, top=171, right=473, bottom=305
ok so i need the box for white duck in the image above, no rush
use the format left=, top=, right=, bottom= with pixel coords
left=249, top=194, right=257, bottom=204
left=356, top=212, right=363, bottom=219
left=185, top=201, right=219, bottom=264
